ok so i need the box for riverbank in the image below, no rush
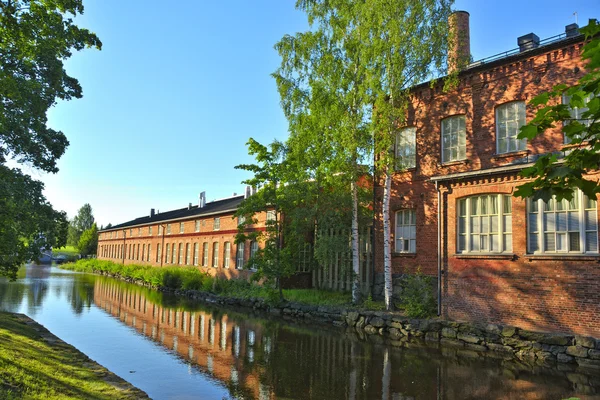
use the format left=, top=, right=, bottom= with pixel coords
left=0, top=311, right=148, bottom=400
left=60, top=260, right=600, bottom=373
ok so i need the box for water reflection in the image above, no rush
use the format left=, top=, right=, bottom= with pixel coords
left=93, top=277, right=600, bottom=400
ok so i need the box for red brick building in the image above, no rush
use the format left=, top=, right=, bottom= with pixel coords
left=374, top=12, right=600, bottom=336
left=97, top=192, right=270, bottom=280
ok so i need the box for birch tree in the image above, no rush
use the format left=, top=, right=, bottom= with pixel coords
left=362, top=1, right=453, bottom=310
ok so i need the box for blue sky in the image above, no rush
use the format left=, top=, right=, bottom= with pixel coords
left=35, top=0, right=599, bottom=227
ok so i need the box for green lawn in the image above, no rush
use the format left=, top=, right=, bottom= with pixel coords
left=52, top=246, right=79, bottom=257
left=0, top=312, right=147, bottom=399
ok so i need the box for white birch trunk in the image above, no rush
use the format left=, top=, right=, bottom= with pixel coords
left=351, top=181, right=361, bottom=304
left=382, top=167, right=393, bottom=310
left=381, top=347, right=391, bottom=400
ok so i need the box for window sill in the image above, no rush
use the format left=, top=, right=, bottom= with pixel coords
left=392, top=252, right=417, bottom=258
left=394, top=167, right=417, bottom=173
left=491, top=150, right=528, bottom=160
left=454, top=253, right=516, bottom=260
left=438, top=160, right=468, bottom=167
left=524, top=254, right=600, bottom=262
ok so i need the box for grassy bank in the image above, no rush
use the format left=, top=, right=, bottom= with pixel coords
left=0, top=312, right=147, bottom=399
left=61, top=259, right=379, bottom=308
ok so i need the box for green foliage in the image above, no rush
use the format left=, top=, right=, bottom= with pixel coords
left=0, top=1, right=101, bottom=279
left=76, top=223, right=98, bottom=257
left=360, top=294, right=386, bottom=311
left=515, top=20, right=600, bottom=202
left=68, top=204, right=95, bottom=247
left=397, top=269, right=437, bottom=318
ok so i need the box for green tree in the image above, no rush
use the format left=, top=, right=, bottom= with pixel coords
left=77, top=223, right=98, bottom=257
left=0, top=0, right=101, bottom=278
left=68, top=203, right=95, bottom=246
left=515, top=20, right=600, bottom=202
left=236, top=139, right=296, bottom=301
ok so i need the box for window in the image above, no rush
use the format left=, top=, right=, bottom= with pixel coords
left=202, top=243, right=208, bottom=266
left=138, top=228, right=142, bottom=236
left=496, top=101, right=526, bottom=154
left=395, top=209, right=416, bottom=253
left=224, top=242, right=231, bottom=268
left=441, top=115, right=466, bottom=163
left=171, top=243, right=176, bottom=264
left=563, top=93, right=593, bottom=144
left=238, top=216, right=246, bottom=226
left=458, top=194, right=513, bottom=253
left=165, top=243, right=170, bottom=263
left=195, top=220, right=200, bottom=232
left=137, top=244, right=140, bottom=260
left=236, top=242, right=245, bottom=269
left=528, top=190, right=598, bottom=253
left=142, top=244, right=146, bottom=261
left=130, top=229, right=133, bottom=236
left=178, top=243, right=184, bottom=264
left=266, top=210, right=276, bottom=222
left=212, top=242, right=219, bottom=267
left=396, top=127, right=417, bottom=169
left=158, top=225, right=163, bottom=235
left=180, top=222, right=184, bottom=234
left=147, top=244, right=151, bottom=261
left=157, top=243, right=161, bottom=263
left=149, top=226, right=152, bottom=235
left=193, top=243, right=199, bottom=266
left=214, top=218, right=220, bottom=230
left=250, top=241, right=258, bottom=271
left=167, top=224, right=171, bottom=234
left=186, top=243, right=191, bottom=265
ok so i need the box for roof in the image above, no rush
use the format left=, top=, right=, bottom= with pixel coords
left=101, top=195, right=245, bottom=232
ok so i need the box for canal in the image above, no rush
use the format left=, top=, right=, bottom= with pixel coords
left=1, top=265, right=599, bottom=399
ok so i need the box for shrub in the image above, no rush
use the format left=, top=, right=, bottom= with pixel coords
left=397, top=269, right=437, bottom=319
left=161, top=270, right=182, bottom=289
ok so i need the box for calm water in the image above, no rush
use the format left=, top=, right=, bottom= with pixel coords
left=1, top=265, right=599, bottom=400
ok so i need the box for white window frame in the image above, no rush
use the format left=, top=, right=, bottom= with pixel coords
left=157, top=243, right=161, bottom=263
left=236, top=242, right=245, bottom=269
left=171, top=243, right=176, bottom=264
left=195, top=220, right=200, bottom=232
left=396, top=126, right=417, bottom=169
left=224, top=242, right=231, bottom=268
left=395, top=209, right=416, bottom=253
left=457, top=194, right=513, bottom=254
left=185, top=243, right=191, bottom=265
left=496, top=101, right=527, bottom=154
left=266, top=210, right=276, bottom=222
left=212, top=242, right=219, bottom=267
left=148, top=226, right=152, bottom=236
left=527, top=190, right=598, bottom=254
left=179, top=222, right=184, bottom=234
left=250, top=241, right=258, bottom=271
left=202, top=242, right=208, bottom=266
left=563, top=93, right=593, bottom=144
left=193, top=243, right=199, bottom=266
left=214, top=217, right=220, bottom=231
left=165, top=243, right=170, bottom=264
left=167, top=224, right=171, bottom=234
left=238, top=216, right=246, bottom=226
left=441, top=115, right=466, bottom=163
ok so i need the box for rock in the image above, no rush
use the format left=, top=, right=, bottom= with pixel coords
left=589, top=349, right=600, bottom=360
left=485, top=324, right=501, bottom=335
left=441, top=328, right=457, bottom=339
left=536, top=351, right=554, bottom=362
left=557, top=353, right=575, bottom=363
left=332, top=321, right=345, bottom=327
left=425, top=332, right=440, bottom=342
left=364, top=325, right=378, bottom=335
left=549, top=345, right=567, bottom=355
left=539, top=334, right=572, bottom=346
left=465, top=343, right=487, bottom=352
left=487, top=343, right=515, bottom=353
left=566, top=346, right=589, bottom=358
left=427, top=322, right=443, bottom=332
left=369, top=317, right=385, bottom=328
left=457, top=333, right=481, bottom=344
left=576, top=358, right=600, bottom=370
left=575, top=335, right=597, bottom=349
left=388, top=321, right=403, bottom=329
left=356, top=316, right=366, bottom=330
left=346, top=311, right=359, bottom=323
left=346, top=317, right=356, bottom=327
left=388, top=328, right=403, bottom=340
left=378, top=328, right=385, bottom=335
left=501, top=326, right=517, bottom=337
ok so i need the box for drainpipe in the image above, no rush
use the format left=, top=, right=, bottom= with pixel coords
left=122, top=229, right=126, bottom=265
left=160, top=224, right=165, bottom=267
left=436, top=181, right=442, bottom=316
left=371, top=158, right=377, bottom=296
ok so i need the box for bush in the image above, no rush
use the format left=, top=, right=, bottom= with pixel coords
left=162, top=270, right=183, bottom=289
left=397, top=269, right=437, bottom=319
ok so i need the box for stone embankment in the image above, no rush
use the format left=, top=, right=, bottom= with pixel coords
left=170, top=287, right=600, bottom=371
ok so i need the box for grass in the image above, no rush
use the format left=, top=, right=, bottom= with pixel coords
left=61, top=259, right=386, bottom=310
left=52, top=246, right=79, bottom=257
left=0, top=312, right=147, bottom=399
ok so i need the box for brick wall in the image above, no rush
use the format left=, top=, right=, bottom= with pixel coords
left=375, top=36, right=600, bottom=336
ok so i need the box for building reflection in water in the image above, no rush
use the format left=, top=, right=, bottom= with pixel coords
left=93, top=277, right=599, bottom=400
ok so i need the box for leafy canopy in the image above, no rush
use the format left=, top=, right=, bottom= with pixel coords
left=515, top=20, right=600, bottom=202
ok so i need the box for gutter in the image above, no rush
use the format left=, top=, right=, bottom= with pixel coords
left=429, top=162, right=533, bottom=183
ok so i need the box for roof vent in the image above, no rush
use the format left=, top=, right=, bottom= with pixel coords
left=565, top=23, right=579, bottom=38
left=188, top=202, right=192, bottom=210
left=199, top=192, right=206, bottom=208
left=150, top=208, right=155, bottom=218
left=245, top=185, right=252, bottom=199
left=518, top=33, right=540, bottom=52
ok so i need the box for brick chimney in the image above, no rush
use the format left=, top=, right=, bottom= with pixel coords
left=448, top=11, right=470, bottom=74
